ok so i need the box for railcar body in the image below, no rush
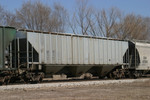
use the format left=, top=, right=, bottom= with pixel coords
left=0, top=26, right=150, bottom=84
left=0, top=26, right=16, bottom=70
left=16, top=29, right=129, bottom=78
left=130, top=41, right=150, bottom=74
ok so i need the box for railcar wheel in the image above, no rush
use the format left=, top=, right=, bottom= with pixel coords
left=31, top=72, right=44, bottom=83
left=128, top=72, right=137, bottom=79
left=0, top=76, right=10, bottom=85
left=0, top=77, right=5, bottom=85
left=4, top=76, right=10, bottom=85
left=39, top=73, right=44, bottom=82
left=84, top=73, right=93, bottom=79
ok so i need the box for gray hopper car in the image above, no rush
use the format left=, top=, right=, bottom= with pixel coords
left=0, top=26, right=150, bottom=84
left=16, top=29, right=129, bottom=78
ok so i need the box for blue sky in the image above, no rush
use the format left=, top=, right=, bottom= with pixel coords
left=0, top=0, right=150, bottom=17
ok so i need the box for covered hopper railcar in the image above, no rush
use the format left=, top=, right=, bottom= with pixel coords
left=129, top=41, right=150, bottom=75
left=17, top=29, right=129, bottom=78
left=0, top=26, right=150, bottom=84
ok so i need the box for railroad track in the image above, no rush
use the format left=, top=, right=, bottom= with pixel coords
left=0, top=77, right=101, bottom=86
left=0, top=78, right=150, bottom=91
left=1, top=76, right=150, bottom=87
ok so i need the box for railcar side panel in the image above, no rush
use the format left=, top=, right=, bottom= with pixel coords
left=0, top=27, right=16, bottom=69
left=135, top=42, right=150, bottom=70
left=94, top=39, right=99, bottom=64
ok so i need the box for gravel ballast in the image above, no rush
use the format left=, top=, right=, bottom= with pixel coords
left=0, top=78, right=149, bottom=91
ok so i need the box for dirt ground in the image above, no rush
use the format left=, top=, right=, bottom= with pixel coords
left=0, top=80, right=150, bottom=100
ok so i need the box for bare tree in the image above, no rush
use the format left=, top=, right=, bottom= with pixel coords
left=69, top=0, right=94, bottom=35
left=143, top=17, right=150, bottom=40
left=16, top=1, right=67, bottom=32
left=0, top=5, right=6, bottom=25
left=95, top=7, right=121, bottom=37
left=0, top=5, right=19, bottom=27
left=49, top=3, right=67, bottom=32
left=113, top=14, right=148, bottom=40
left=70, top=4, right=122, bottom=37
left=16, top=1, right=51, bottom=31
left=86, top=8, right=97, bottom=36
left=68, top=13, right=79, bottom=34
left=1, top=1, right=150, bottom=40
left=4, top=12, right=21, bottom=27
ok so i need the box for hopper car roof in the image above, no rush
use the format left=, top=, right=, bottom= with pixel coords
left=0, top=26, right=16, bottom=29
left=1, top=26, right=150, bottom=43
left=18, top=28, right=128, bottom=42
